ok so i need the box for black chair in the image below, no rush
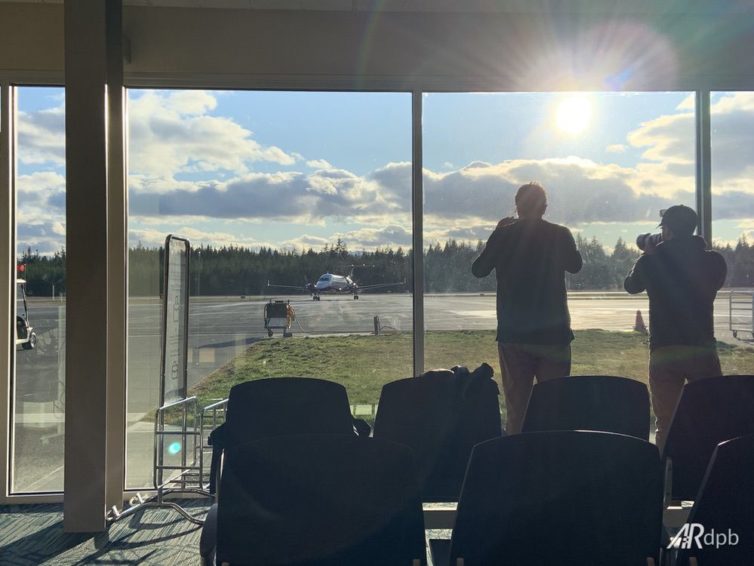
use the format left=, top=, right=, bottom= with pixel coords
left=372, top=365, right=502, bottom=501
left=210, top=434, right=426, bottom=566
left=674, top=434, right=754, bottom=566
left=431, top=431, right=663, bottom=566
left=522, top=375, right=650, bottom=440
left=663, top=375, right=754, bottom=501
left=207, top=377, right=360, bottom=494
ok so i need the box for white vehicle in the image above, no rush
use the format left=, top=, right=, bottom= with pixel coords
left=16, top=279, right=37, bottom=350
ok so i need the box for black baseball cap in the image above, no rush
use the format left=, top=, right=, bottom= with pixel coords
left=659, top=205, right=698, bottom=235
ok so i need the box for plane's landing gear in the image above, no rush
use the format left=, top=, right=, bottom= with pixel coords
left=313, top=295, right=321, bottom=301
left=354, top=295, right=359, bottom=300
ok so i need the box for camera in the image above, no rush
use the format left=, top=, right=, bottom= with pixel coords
left=636, top=233, right=663, bottom=251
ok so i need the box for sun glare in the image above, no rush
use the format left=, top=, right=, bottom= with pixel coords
left=555, top=95, right=592, bottom=135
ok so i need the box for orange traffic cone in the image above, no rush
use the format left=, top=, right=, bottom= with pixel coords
left=634, top=310, right=648, bottom=334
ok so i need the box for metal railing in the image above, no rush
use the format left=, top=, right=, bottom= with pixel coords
left=199, top=398, right=228, bottom=492
left=108, top=396, right=211, bottom=525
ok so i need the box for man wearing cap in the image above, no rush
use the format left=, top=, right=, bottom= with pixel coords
left=472, top=182, right=583, bottom=433
left=625, top=205, right=727, bottom=448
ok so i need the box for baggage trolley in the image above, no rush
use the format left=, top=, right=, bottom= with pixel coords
left=264, top=299, right=295, bottom=337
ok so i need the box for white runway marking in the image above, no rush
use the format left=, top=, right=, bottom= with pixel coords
left=449, top=310, right=496, bottom=318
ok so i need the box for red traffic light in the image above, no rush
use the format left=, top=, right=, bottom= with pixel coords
left=17, top=264, right=25, bottom=273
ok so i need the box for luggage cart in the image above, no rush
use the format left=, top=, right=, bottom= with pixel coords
left=729, top=290, right=754, bottom=339
left=264, top=299, right=295, bottom=337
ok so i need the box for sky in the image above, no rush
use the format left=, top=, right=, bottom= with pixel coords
left=14, top=87, right=754, bottom=257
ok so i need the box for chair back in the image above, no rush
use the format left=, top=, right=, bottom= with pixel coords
left=223, top=377, right=355, bottom=445
left=208, top=377, right=356, bottom=494
left=675, top=434, right=754, bottom=566
left=449, top=431, right=663, bottom=566
left=373, top=369, right=502, bottom=501
left=216, top=434, right=426, bottom=565
left=522, top=375, right=650, bottom=440
left=664, top=375, right=754, bottom=500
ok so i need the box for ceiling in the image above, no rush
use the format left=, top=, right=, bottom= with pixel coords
left=2, top=0, right=754, bottom=14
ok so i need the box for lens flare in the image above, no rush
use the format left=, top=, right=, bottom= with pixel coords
left=168, top=441, right=182, bottom=455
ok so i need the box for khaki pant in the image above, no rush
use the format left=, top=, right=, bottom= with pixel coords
left=498, top=342, right=572, bottom=434
left=649, top=345, right=722, bottom=450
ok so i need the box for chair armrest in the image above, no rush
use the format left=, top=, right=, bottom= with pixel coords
left=353, top=417, right=371, bottom=437
left=428, top=537, right=451, bottom=566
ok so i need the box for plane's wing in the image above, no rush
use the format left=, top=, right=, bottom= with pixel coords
left=356, top=280, right=406, bottom=292
left=267, top=280, right=306, bottom=291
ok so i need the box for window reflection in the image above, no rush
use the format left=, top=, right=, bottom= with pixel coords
left=13, top=86, right=67, bottom=493
left=126, top=90, right=412, bottom=487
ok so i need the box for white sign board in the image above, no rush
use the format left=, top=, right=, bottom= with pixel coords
left=160, top=235, right=190, bottom=406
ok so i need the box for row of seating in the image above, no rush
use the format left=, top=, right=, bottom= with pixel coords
left=524, top=374, right=754, bottom=502
left=199, top=374, right=754, bottom=565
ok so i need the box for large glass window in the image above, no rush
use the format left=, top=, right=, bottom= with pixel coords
left=711, top=92, right=754, bottom=368
left=422, top=92, right=695, bottom=425
left=126, top=90, right=412, bottom=487
left=12, top=87, right=66, bottom=493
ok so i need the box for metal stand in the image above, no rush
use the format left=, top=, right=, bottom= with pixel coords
left=729, top=290, right=754, bottom=340
left=108, top=396, right=210, bottom=525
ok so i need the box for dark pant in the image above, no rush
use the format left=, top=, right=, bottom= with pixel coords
left=649, top=344, right=722, bottom=450
left=497, top=342, right=572, bottom=434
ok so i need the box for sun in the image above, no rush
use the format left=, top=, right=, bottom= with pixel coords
left=555, top=95, right=593, bottom=135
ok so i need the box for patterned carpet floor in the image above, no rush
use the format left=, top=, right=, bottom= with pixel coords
left=0, top=501, right=210, bottom=565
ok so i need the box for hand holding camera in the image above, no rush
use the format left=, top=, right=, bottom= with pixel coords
left=497, top=217, right=517, bottom=229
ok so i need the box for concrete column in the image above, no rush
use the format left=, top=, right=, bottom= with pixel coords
left=695, top=90, right=712, bottom=244
left=412, top=90, right=424, bottom=377
left=105, top=1, right=127, bottom=520
left=64, top=0, right=124, bottom=532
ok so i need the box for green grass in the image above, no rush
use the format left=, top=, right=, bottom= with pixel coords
left=190, top=330, right=754, bottom=412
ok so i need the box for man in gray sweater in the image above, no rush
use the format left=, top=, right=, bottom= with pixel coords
left=472, top=182, right=583, bottom=433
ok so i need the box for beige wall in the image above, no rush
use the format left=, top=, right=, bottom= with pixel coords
left=1, top=2, right=754, bottom=90
left=0, top=4, right=64, bottom=79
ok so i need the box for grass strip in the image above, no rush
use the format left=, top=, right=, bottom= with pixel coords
left=191, top=329, right=754, bottom=411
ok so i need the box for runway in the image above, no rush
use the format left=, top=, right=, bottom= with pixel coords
left=18, top=291, right=744, bottom=408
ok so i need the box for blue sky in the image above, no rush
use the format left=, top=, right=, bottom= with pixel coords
left=14, top=87, right=754, bottom=257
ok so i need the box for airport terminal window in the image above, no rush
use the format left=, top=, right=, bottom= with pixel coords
left=711, top=91, right=754, bottom=364
left=125, top=90, right=412, bottom=487
left=422, top=92, right=696, bottom=426
left=11, top=87, right=66, bottom=493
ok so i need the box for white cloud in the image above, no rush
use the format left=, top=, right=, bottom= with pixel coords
left=306, top=159, right=333, bottom=170
left=676, top=94, right=695, bottom=111
left=129, top=226, right=278, bottom=250
left=606, top=144, right=626, bottom=153
left=17, top=105, right=65, bottom=166
left=127, top=90, right=295, bottom=182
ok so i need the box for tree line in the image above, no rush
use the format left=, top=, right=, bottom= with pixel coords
left=16, top=235, right=754, bottom=297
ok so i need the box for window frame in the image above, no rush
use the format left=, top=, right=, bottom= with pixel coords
left=0, top=77, right=715, bottom=502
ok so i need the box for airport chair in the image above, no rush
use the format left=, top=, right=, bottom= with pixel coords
left=429, top=431, right=663, bottom=566
left=663, top=375, right=754, bottom=501
left=203, top=434, right=427, bottom=566
left=521, top=375, right=650, bottom=440
left=207, top=377, right=362, bottom=495
left=674, top=434, right=754, bottom=566
left=372, top=365, right=502, bottom=501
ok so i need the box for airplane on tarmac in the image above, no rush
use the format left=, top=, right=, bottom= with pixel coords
left=267, top=267, right=405, bottom=301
